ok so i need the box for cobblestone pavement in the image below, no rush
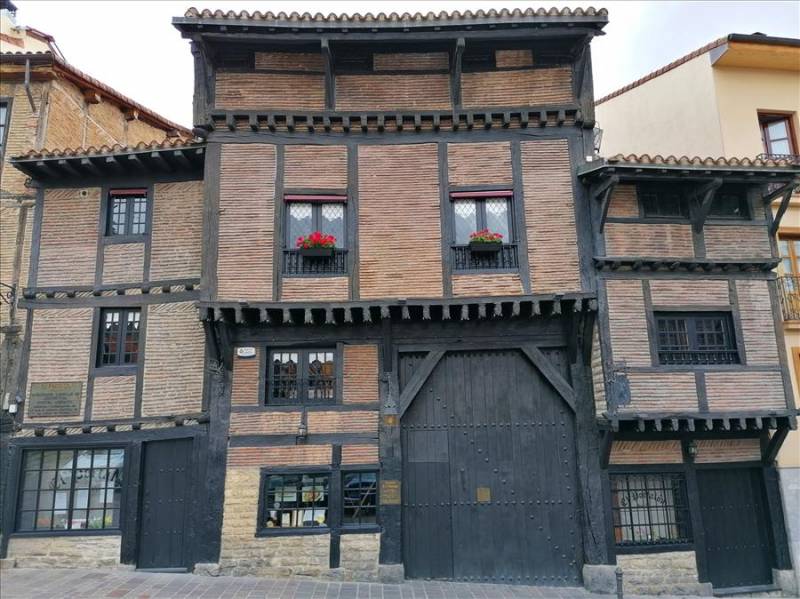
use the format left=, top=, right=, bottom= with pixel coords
left=0, top=568, right=721, bottom=599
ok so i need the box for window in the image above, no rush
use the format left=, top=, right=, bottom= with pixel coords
left=450, top=191, right=518, bottom=270
left=343, top=471, right=378, bottom=527
left=269, top=348, right=335, bottom=404
left=0, top=101, right=9, bottom=153
left=708, top=188, right=749, bottom=219
left=610, top=473, right=692, bottom=547
left=107, top=189, right=148, bottom=236
left=759, top=113, right=796, bottom=157
left=262, top=473, right=329, bottom=529
left=284, top=195, right=347, bottom=275
left=98, top=308, right=141, bottom=367
left=17, top=448, right=124, bottom=532
left=655, top=312, right=739, bottom=365
left=779, top=235, right=800, bottom=278
left=640, top=188, right=690, bottom=218
left=779, top=236, right=800, bottom=320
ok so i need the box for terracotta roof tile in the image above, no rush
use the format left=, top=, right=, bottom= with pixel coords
left=182, top=6, right=608, bottom=24
left=16, top=138, right=204, bottom=161
left=606, top=153, right=798, bottom=169
left=0, top=51, right=190, bottom=135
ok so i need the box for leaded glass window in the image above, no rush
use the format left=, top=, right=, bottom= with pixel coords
left=269, top=349, right=335, bottom=404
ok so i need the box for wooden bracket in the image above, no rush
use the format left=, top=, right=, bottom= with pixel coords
left=520, top=345, right=576, bottom=412
left=769, top=179, right=799, bottom=237
left=590, top=174, right=619, bottom=233
left=763, top=426, right=789, bottom=465
left=762, top=178, right=799, bottom=204
left=396, top=349, right=446, bottom=418
left=82, top=88, right=101, bottom=104
left=691, top=177, right=723, bottom=233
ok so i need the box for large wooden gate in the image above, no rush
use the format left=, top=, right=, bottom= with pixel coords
left=696, top=467, right=773, bottom=590
left=137, top=437, right=193, bottom=570
left=400, top=349, right=581, bottom=585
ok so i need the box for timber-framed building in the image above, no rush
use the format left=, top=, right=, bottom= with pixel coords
left=1, top=6, right=799, bottom=596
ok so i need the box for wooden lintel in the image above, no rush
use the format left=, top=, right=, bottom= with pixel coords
left=691, top=177, right=723, bottom=233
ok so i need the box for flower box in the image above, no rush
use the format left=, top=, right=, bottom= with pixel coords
left=468, top=241, right=502, bottom=254
left=300, top=247, right=335, bottom=259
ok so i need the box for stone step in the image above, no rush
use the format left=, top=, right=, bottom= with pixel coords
left=622, top=569, right=701, bottom=585
left=625, top=581, right=713, bottom=596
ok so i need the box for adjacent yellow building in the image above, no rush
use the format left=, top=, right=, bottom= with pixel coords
left=597, top=32, right=800, bottom=588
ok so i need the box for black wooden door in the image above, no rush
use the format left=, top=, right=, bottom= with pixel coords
left=137, top=437, right=192, bottom=570
left=401, top=349, right=581, bottom=585
left=696, top=468, right=773, bottom=589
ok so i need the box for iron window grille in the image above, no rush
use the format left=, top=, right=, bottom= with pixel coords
left=17, top=448, right=124, bottom=532
left=268, top=349, right=336, bottom=405
left=655, top=311, right=739, bottom=365
left=262, top=473, right=329, bottom=529
left=450, top=191, right=518, bottom=271
left=285, top=196, right=347, bottom=275
left=107, top=189, right=148, bottom=236
left=610, top=473, right=692, bottom=547
left=342, top=471, right=378, bottom=527
left=97, top=308, right=141, bottom=367
left=639, top=188, right=690, bottom=219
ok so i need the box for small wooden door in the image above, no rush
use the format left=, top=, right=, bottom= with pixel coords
left=696, top=468, right=773, bottom=590
left=137, top=438, right=192, bottom=570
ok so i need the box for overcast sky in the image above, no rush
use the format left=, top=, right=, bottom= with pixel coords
left=10, top=1, right=800, bottom=128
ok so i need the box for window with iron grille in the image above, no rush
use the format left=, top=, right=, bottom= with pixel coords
left=17, top=448, right=124, bottom=532
left=610, top=473, right=692, bottom=547
left=450, top=192, right=518, bottom=270
left=708, top=187, right=750, bottom=219
left=655, top=312, right=739, bottom=365
left=639, top=187, right=690, bottom=219
left=343, top=471, right=378, bottom=527
left=107, top=189, right=148, bottom=236
left=261, top=473, right=329, bottom=529
left=284, top=196, right=347, bottom=275
left=268, top=349, right=335, bottom=404
left=97, top=308, right=141, bottom=367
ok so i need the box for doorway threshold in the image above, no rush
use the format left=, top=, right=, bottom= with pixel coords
left=136, top=567, right=189, bottom=574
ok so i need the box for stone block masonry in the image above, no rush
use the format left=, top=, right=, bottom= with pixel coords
left=7, top=535, right=124, bottom=569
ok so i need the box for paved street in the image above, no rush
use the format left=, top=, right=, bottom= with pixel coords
left=0, top=568, right=727, bottom=599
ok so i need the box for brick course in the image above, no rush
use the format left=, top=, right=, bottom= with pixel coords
left=521, top=140, right=581, bottom=293
left=447, top=142, right=512, bottom=186
left=90, top=376, right=136, bottom=420
left=284, top=145, right=348, bottom=189
left=342, top=345, right=379, bottom=403
left=358, top=144, right=442, bottom=299
left=227, top=445, right=332, bottom=468
left=695, top=438, right=761, bottom=463
left=373, top=52, right=449, bottom=71
left=229, top=411, right=301, bottom=435
left=149, top=181, right=204, bottom=281
left=336, top=74, right=451, bottom=110
left=606, top=184, right=639, bottom=218
left=461, top=67, right=573, bottom=108
left=605, top=223, right=694, bottom=257
left=37, top=188, right=100, bottom=287
left=231, top=350, right=261, bottom=406
left=649, top=279, right=730, bottom=306
left=736, top=279, right=779, bottom=365
left=280, top=277, right=349, bottom=301
left=625, top=372, right=698, bottom=412
left=704, top=225, right=772, bottom=260
left=140, top=302, right=204, bottom=416
left=102, top=243, right=144, bottom=285
left=605, top=280, right=650, bottom=366
left=215, top=72, right=325, bottom=110
left=342, top=444, right=379, bottom=465
left=609, top=440, right=683, bottom=464
left=705, top=371, right=786, bottom=411
left=494, top=50, right=534, bottom=68
left=25, top=308, right=94, bottom=423
left=218, top=144, right=276, bottom=300
left=255, top=52, right=324, bottom=71
left=451, top=273, right=524, bottom=296
left=307, top=411, right=378, bottom=434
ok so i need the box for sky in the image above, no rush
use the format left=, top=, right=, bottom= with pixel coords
left=9, top=0, right=800, bottom=128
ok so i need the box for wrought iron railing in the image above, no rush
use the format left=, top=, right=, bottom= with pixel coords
left=452, top=244, right=519, bottom=271
left=283, top=249, right=347, bottom=275
left=779, top=275, right=800, bottom=321
left=658, top=349, right=740, bottom=366
left=756, top=152, right=800, bottom=165
left=269, top=376, right=336, bottom=404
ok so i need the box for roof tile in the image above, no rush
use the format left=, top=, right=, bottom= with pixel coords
left=16, top=138, right=204, bottom=161
left=607, top=153, right=797, bottom=169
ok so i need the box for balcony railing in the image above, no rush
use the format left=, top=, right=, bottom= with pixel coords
left=452, top=244, right=519, bottom=271
left=283, top=249, right=347, bottom=275
left=756, top=153, right=800, bottom=165
left=658, top=349, right=740, bottom=366
left=779, top=275, right=800, bottom=321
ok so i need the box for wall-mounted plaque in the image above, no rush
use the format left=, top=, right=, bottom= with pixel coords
left=476, top=486, right=491, bottom=503
left=380, top=479, right=401, bottom=505
left=237, top=347, right=257, bottom=359
left=28, top=382, right=83, bottom=418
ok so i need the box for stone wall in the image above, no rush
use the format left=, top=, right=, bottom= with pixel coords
left=7, top=535, right=123, bottom=569
left=617, top=551, right=711, bottom=596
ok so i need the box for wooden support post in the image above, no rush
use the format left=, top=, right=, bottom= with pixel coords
left=762, top=426, right=789, bottom=464
left=591, top=175, right=619, bottom=233
left=770, top=186, right=796, bottom=237
left=450, top=38, right=465, bottom=109
left=691, top=178, right=723, bottom=233
left=321, top=38, right=335, bottom=110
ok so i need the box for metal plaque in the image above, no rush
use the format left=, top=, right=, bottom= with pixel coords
left=28, top=382, right=83, bottom=418
left=236, top=347, right=257, bottom=359
left=477, top=486, right=491, bottom=503
left=382, top=414, right=398, bottom=426
left=380, top=479, right=401, bottom=505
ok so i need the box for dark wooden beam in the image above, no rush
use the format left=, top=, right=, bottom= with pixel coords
left=321, top=38, right=335, bottom=110
left=104, top=156, right=124, bottom=174
left=762, top=178, right=798, bottom=203
left=171, top=150, right=193, bottom=170
left=126, top=154, right=146, bottom=172
left=599, top=429, right=613, bottom=468
left=79, top=157, right=102, bottom=176
left=148, top=151, right=173, bottom=173
left=451, top=37, right=465, bottom=109
left=520, top=345, right=576, bottom=412
left=770, top=185, right=796, bottom=237
left=55, top=159, right=81, bottom=178
left=589, top=174, right=619, bottom=233
left=34, top=160, right=59, bottom=178
left=396, top=350, right=446, bottom=418
left=691, top=177, right=723, bottom=233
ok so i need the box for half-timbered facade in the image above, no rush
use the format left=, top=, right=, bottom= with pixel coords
left=1, top=6, right=798, bottom=596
